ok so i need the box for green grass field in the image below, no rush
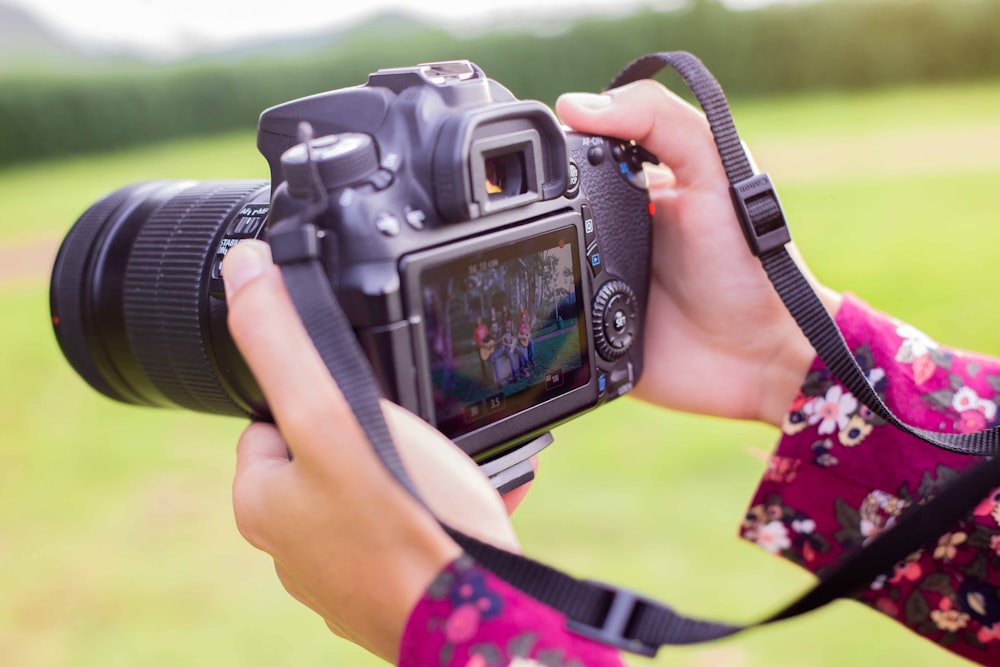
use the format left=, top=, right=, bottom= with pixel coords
left=2, top=80, right=999, bottom=666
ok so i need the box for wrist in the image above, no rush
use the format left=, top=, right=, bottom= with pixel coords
left=383, top=532, right=462, bottom=663
left=366, top=506, right=462, bottom=663
left=757, top=284, right=843, bottom=427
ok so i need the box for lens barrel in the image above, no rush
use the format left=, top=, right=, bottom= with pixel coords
left=51, top=179, right=270, bottom=418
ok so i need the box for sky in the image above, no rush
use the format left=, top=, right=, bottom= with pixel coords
left=5, top=0, right=783, bottom=59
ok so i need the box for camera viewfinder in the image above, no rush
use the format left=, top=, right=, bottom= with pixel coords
left=470, top=129, right=542, bottom=215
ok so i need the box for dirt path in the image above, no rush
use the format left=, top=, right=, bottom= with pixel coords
left=0, top=233, right=60, bottom=287
left=4, top=123, right=1000, bottom=286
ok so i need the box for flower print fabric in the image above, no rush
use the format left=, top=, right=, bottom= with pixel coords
left=399, top=555, right=624, bottom=667
left=803, top=384, right=858, bottom=435
left=401, top=293, right=1000, bottom=666
left=743, top=294, right=1000, bottom=666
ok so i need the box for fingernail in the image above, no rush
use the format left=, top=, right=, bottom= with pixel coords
left=644, top=164, right=676, bottom=190
left=560, top=92, right=612, bottom=111
left=223, top=240, right=271, bottom=300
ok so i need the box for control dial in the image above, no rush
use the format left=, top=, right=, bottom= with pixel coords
left=281, top=133, right=379, bottom=198
left=592, top=279, right=638, bottom=361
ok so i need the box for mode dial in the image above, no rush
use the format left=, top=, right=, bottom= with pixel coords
left=281, top=133, right=379, bottom=198
left=592, top=279, right=638, bottom=361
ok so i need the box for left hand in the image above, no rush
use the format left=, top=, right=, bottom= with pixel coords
left=224, top=241, right=520, bottom=663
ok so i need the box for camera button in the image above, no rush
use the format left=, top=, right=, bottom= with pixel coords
left=611, top=142, right=626, bottom=162
left=592, top=281, right=638, bottom=361
left=370, top=169, right=394, bottom=190
left=381, top=152, right=402, bottom=171
left=210, top=256, right=224, bottom=280
left=587, top=244, right=603, bottom=276
left=609, top=362, right=635, bottom=397
left=404, top=206, right=427, bottom=230
left=582, top=204, right=597, bottom=245
left=612, top=309, right=628, bottom=333
left=567, top=161, right=580, bottom=195
left=375, top=212, right=401, bottom=236
left=587, top=145, right=605, bottom=166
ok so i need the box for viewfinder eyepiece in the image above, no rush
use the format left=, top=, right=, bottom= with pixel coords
left=484, top=151, right=527, bottom=198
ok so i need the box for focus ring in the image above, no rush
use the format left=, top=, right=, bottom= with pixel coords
left=124, top=180, right=266, bottom=415
left=50, top=183, right=154, bottom=402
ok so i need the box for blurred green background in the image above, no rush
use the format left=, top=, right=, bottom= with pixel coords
left=2, top=0, right=1000, bottom=665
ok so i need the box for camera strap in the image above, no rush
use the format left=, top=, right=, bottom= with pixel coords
left=268, top=51, right=1000, bottom=658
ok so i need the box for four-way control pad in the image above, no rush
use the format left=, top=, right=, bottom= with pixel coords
left=568, top=132, right=655, bottom=404
left=592, top=280, right=638, bottom=361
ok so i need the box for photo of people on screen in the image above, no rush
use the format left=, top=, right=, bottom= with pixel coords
left=422, top=228, right=590, bottom=439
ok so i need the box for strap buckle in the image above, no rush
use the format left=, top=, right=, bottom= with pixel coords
left=730, top=173, right=791, bottom=256
left=565, top=581, right=659, bottom=657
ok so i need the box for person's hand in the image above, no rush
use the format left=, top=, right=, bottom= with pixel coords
left=557, top=81, right=843, bottom=426
left=222, top=241, right=520, bottom=663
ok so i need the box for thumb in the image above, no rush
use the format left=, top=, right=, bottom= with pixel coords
left=556, top=80, right=724, bottom=189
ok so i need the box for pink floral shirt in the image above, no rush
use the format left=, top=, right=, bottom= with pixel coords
left=400, top=555, right=624, bottom=666
left=400, top=294, right=1000, bottom=666
left=743, top=294, right=1000, bottom=665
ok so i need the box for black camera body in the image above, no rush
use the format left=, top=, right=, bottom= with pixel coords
left=51, top=61, right=654, bottom=485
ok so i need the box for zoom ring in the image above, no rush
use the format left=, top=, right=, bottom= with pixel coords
left=123, top=181, right=264, bottom=415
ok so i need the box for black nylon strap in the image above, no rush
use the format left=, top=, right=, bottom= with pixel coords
left=608, top=51, right=1000, bottom=456
left=272, top=226, right=744, bottom=655
left=608, top=52, right=755, bottom=184
left=268, top=52, right=1000, bottom=658
left=761, top=249, right=1000, bottom=455
left=269, top=219, right=424, bottom=504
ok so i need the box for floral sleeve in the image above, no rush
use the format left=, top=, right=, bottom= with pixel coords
left=742, top=294, right=1000, bottom=665
left=399, top=556, right=625, bottom=667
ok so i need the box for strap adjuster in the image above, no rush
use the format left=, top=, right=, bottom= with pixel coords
left=566, top=581, right=659, bottom=657
left=730, top=173, right=791, bottom=256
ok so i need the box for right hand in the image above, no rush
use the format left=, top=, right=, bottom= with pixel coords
left=557, top=81, right=842, bottom=427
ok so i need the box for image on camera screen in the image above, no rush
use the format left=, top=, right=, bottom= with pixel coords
left=421, top=227, right=590, bottom=440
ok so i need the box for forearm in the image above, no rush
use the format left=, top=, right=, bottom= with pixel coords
left=742, top=294, right=1000, bottom=665
left=756, top=275, right=844, bottom=428
left=400, top=556, right=625, bottom=667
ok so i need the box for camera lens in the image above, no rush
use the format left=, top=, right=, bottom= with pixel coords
left=50, top=179, right=270, bottom=417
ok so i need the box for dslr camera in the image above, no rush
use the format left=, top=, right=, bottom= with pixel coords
left=50, top=61, right=654, bottom=490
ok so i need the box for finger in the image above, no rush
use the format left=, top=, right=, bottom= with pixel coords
left=499, top=456, right=537, bottom=515
left=223, top=240, right=362, bottom=458
left=235, top=421, right=290, bottom=479
left=555, top=80, right=725, bottom=189
left=384, top=402, right=521, bottom=553
left=643, top=163, right=679, bottom=201
left=232, top=422, right=289, bottom=549
left=274, top=560, right=311, bottom=608
left=500, top=485, right=530, bottom=515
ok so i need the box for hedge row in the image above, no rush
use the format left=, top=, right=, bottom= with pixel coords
left=2, top=0, right=999, bottom=167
